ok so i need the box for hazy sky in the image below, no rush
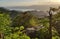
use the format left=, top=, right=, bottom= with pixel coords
left=0, top=0, right=60, bottom=7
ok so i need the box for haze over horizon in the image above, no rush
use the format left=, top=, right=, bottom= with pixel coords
left=0, top=0, right=60, bottom=7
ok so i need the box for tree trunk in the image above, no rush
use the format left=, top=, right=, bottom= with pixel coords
left=48, top=8, right=52, bottom=39
left=0, top=32, right=4, bottom=39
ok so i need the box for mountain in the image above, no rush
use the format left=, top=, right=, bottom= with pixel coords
left=6, top=4, right=60, bottom=11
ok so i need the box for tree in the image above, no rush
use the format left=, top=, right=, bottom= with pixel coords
left=12, top=12, right=39, bottom=28
left=4, top=25, right=30, bottom=39
left=48, top=7, right=60, bottom=39
left=0, top=13, right=11, bottom=39
left=0, top=7, right=9, bottom=13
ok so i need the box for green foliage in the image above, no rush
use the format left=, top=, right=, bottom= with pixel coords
left=13, top=12, right=39, bottom=28
left=0, top=7, right=60, bottom=39
left=52, top=36, right=60, bottom=39
left=4, top=26, right=30, bottom=39
left=29, top=16, right=39, bottom=26
left=20, top=26, right=24, bottom=30
left=0, top=13, right=11, bottom=33
left=39, top=18, right=49, bottom=28
left=20, top=34, right=30, bottom=39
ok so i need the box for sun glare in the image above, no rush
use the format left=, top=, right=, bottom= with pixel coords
left=51, top=0, right=60, bottom=2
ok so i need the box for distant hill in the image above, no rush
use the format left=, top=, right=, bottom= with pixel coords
left=28, top=11, right=48, bottom=18
left=6, top=4, right=60, bottom=11
left=0, top=7, right=55, bottom=19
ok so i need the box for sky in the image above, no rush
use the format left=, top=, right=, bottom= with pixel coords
left=0, top=0, right=60, bottom=7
